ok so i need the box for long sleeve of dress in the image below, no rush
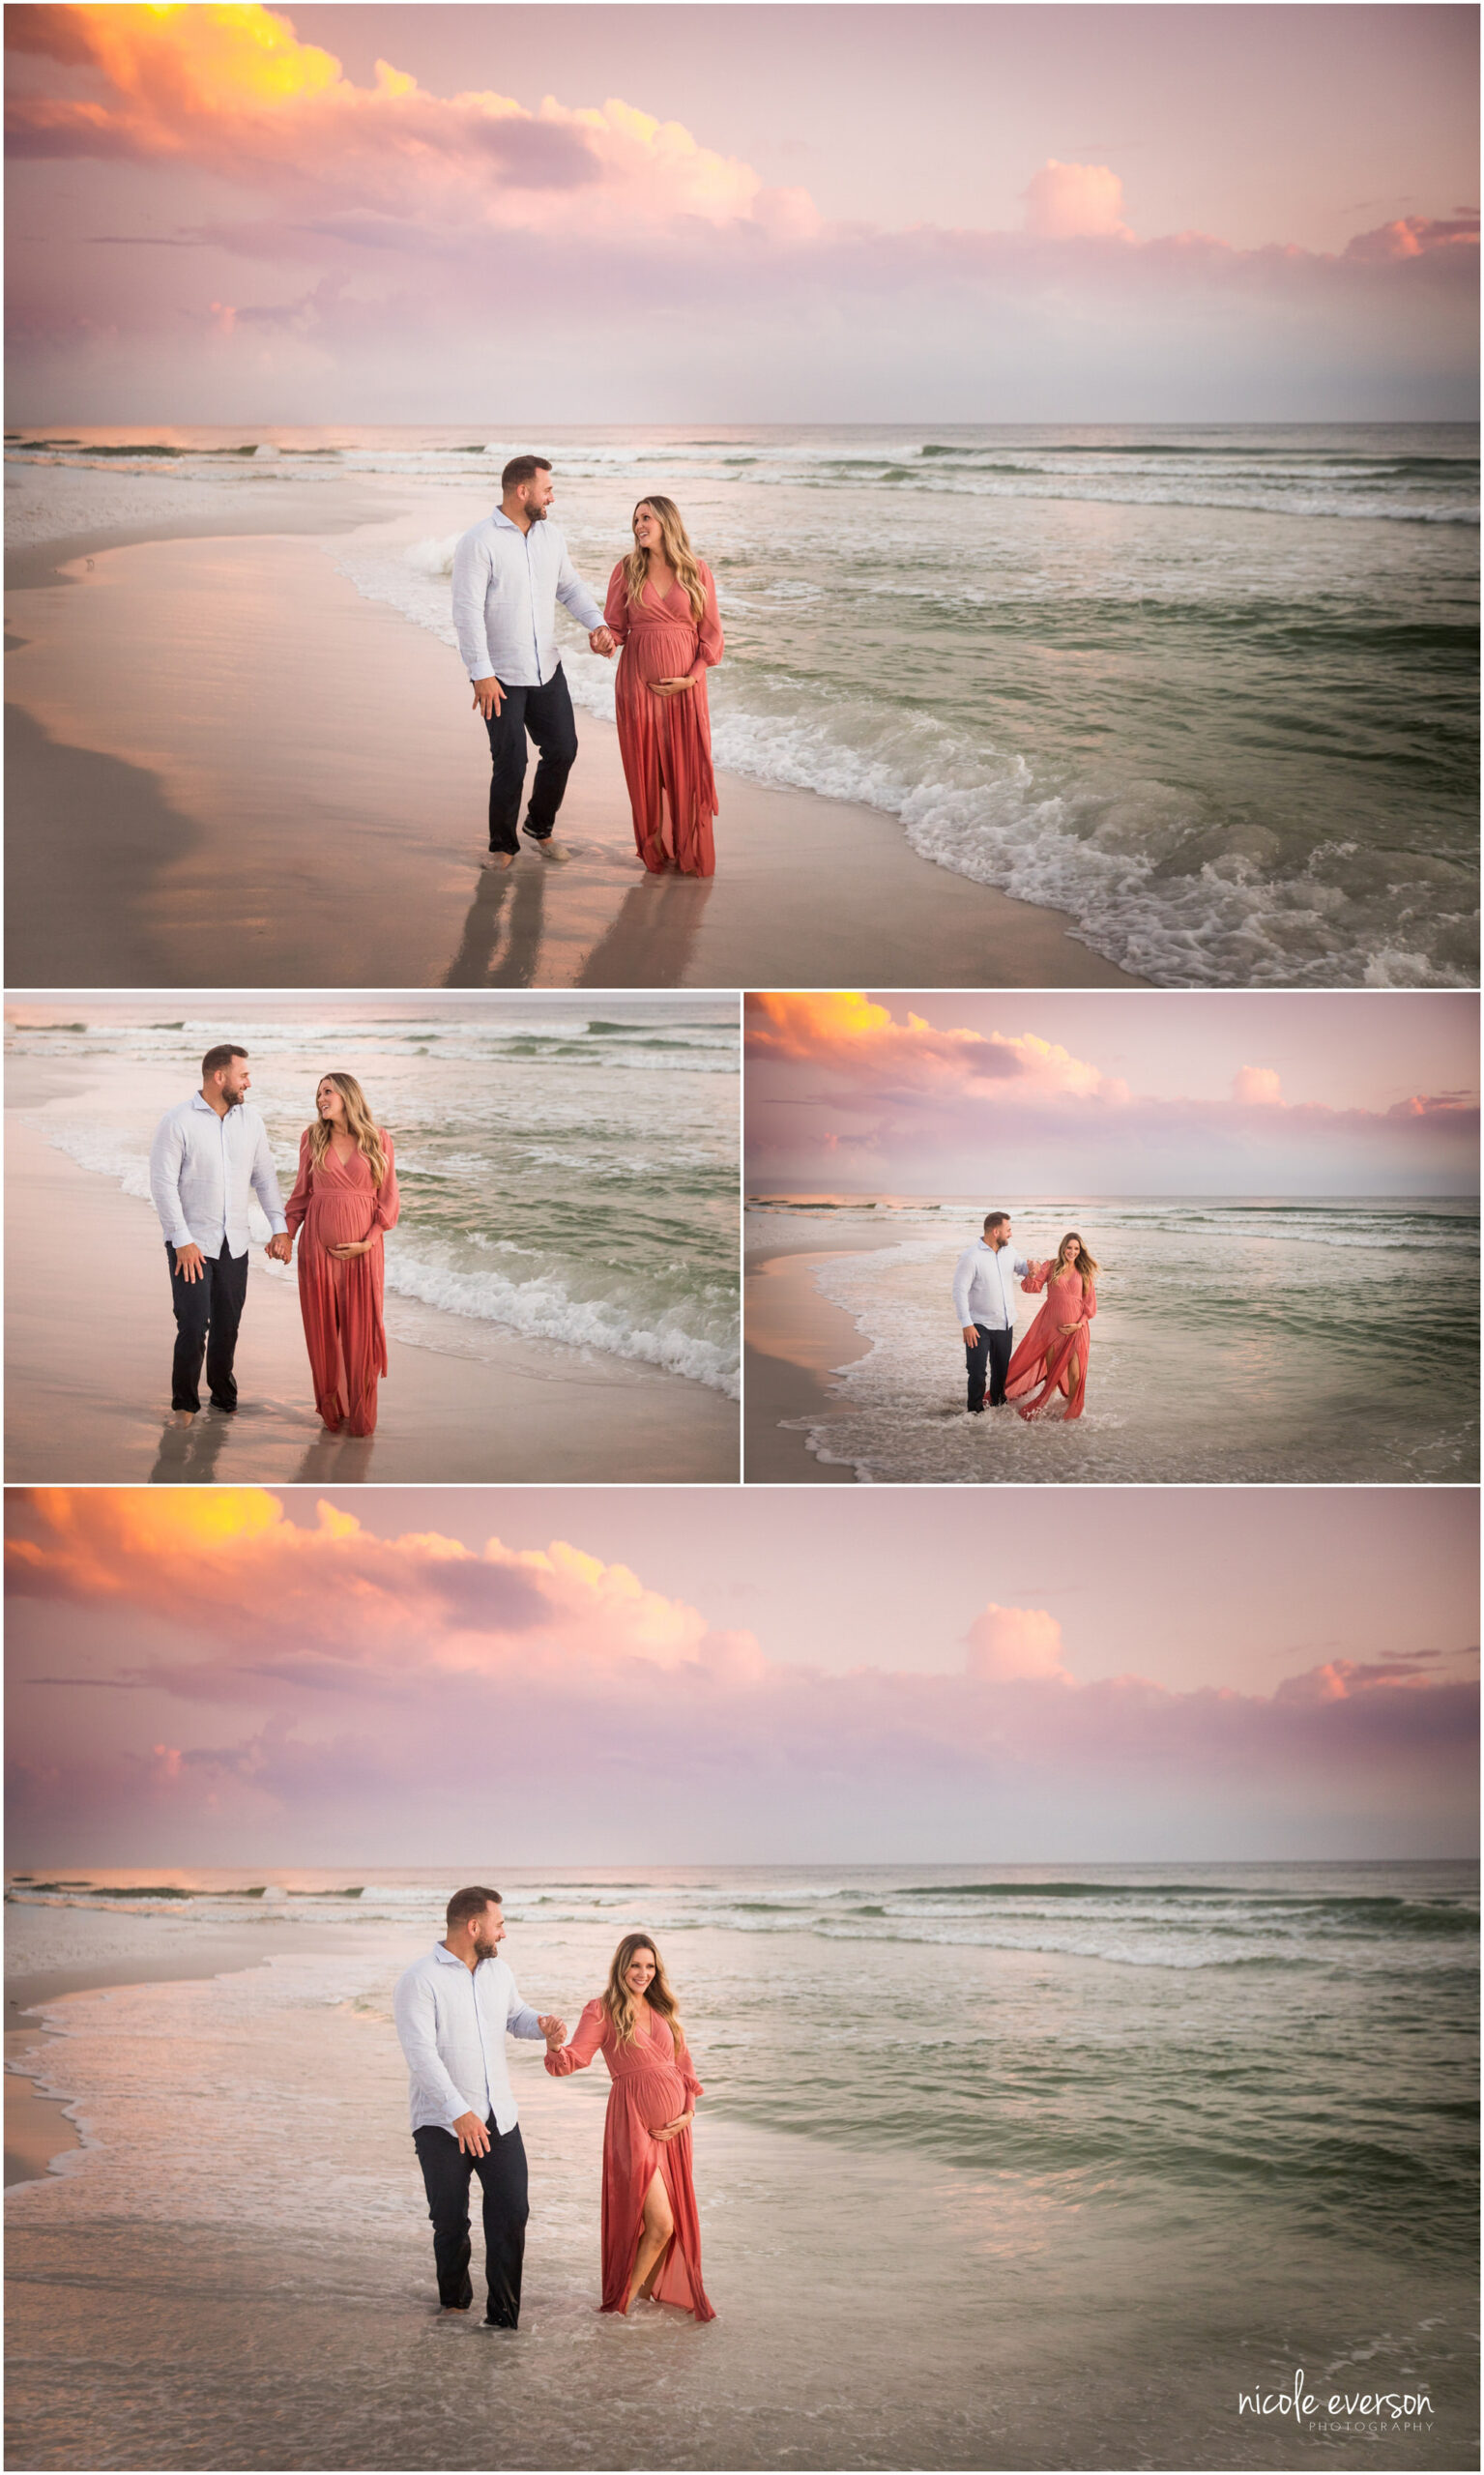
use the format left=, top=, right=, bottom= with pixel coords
left=283, top=1130, right=314, bottom=1238
left=371, top=1134, right=400, bottom=1233
left=674, top=2037, right=704, bottom=2106
left=603, top=565, right=632, bottom=645
left=1080, top=1284, right=1097, bottom=1323
left=545, top=1996, right=608, bottom=2078
left=249, top=1118, right=288, bottom=1236
left=1021, top=1260, right=1052, bottom=1295
left=686, top=565, right=724, bottom=683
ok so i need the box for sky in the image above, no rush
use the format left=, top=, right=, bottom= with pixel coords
left=744, top=991, right=1482, bottom=1195
left=7, top=1487, right=1477, bottom=1865
left=6, top=3, right=1478, bottom=421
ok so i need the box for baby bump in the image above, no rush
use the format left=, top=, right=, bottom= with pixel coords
left=621, top=625, right=698, bottom=682
left=309, top=1194, right=376, bottom=1243
left=616, top=2060, right=686, bottom=2135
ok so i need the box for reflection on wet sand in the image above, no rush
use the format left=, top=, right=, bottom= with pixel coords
left=442, top=859, right=548, bottom=987
left=147, top=1409, right=237, bottom=1487
left=578, top=874, right=714, bottom=989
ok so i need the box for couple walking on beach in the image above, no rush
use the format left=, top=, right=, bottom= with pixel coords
left=953, top=1211, right=1100, bottom=1419
left=393, top=1887, right=715, bottom=2330
left=451, top=454, right=725, bottom=878
left=148, top=1045, right=399, bottom=1442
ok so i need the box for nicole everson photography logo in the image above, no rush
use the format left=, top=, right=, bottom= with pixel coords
left=1238, top=2370, right=1434, bottom=2431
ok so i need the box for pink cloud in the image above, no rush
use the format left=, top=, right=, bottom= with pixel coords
left=3, top=6, right=1474, bottom=415
left=6, top=1493, right=1476, bottom=1864
left=746, top=997, right=1480, bottom=1178
left=1023, top=160, right=1132, bottom=242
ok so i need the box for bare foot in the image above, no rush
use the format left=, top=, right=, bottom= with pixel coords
left=533, top=838, right=571, bottom=863
left=481, top=850, right=515, bottom=871
left=170, top=1410, right=195, bottom=1427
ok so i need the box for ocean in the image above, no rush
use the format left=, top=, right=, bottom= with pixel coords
left=7, top=422, right=1478, bottom=990
left=746, top=1195, right=1480, bottom=1482
left=6, top=1862, right=1477, bottom=2468
left=7, top=999, right=740, bottom=1398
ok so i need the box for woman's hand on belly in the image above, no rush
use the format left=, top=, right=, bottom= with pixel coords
left=653, top=2111, right=694, bottom=2142
left=327, top=1238, right=376, bottom=1259
left=648, top=677, right=696, bottom=697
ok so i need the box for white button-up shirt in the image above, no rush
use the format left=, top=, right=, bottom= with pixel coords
left=952, top=1238, right=1031, bottom=1330
left=393, top=1944, right=545, bottom=2136
left=147, top=1092, right=286, bottom=1260
left=451, top=509, right=605, bottom=685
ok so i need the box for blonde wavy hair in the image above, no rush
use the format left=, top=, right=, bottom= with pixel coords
left=601, top=1932, right=684, bottom=2058
left=308, top=1072, right=389, bottom=1185
left=1054, top=1231, right=1098, bottom=1294
left=621, top=496, right=708, bottom=625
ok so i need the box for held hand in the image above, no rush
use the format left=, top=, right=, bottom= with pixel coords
left=451, top=2111, right=491, bottom=2157
left=589, top=626, right=617, bottom=657
left=472, top=676, right=505, bottom=720
left=265, top=1233, right=293, bottom=1264
left=327, top=1238, right=375, bottom=1259
left=648, top=675, right=696, bottom=697
left=538, top=2014, right=567, bottom=2050
left=1057, top=1321, right=1081, bottom=1334
left=173, top=1243, right=205, bottom=1284
left=962, top=1325, right=981, bottom=1346
left=654, top=2112, right=694, bottom=2143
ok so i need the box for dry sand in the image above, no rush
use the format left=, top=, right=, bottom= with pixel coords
left=6, top=525, right=1144, bottom=991
left=5, top=1120, right=737, bottom=1484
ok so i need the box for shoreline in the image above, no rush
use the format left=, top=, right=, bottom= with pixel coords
left=5, top=1919, right=369, bottom=2191
left=743, top=1237, right=899, bottom=1482
left=6, top=1115, right=737, bottom=1484
left=5, top=517, right=1145, bottom=991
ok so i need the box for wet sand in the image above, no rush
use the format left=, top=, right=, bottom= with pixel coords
left=744, top=1236, right=896, bottom=1482
left=6, top=1121, right=738, bottom=1485
left=5, top=525, right=1143, bottom=991
left=5, top=1907, right=371, bottom=2190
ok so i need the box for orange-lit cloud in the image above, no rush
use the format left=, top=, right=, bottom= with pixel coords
left=4, top=4, right=1475, bottom=420
left=745, top=993, right=1124, bottom=1102
left=6, top=4, right=804, bottom=237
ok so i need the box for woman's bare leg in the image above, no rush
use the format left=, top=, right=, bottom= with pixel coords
left=627, top=2169, right=676, bottom=2306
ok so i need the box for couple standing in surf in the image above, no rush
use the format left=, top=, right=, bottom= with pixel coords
left=393, top=1886, right=715, bottom=2331
left=451, top=453, right=724, bottom=879
left=953, top=1211, right=1100, bottom=1420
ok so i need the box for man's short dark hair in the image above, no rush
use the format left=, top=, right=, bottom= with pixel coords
left=983, top=1210, right=1009, bottom=1235
left=501, top=454, right=551, bottom=492
left=201, top=1043, right=247, bottom=1081
left=447, top=1884, right=503, bottom=1933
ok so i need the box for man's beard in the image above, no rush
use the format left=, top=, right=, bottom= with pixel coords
left=529, top=503, right=549, bottom=521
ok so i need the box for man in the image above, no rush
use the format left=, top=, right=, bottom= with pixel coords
left=393, top=1887, right=567, bottom=2328
left=147, top=1043, right=288, bottom=1424
left=451, top=453, right=616, bottom=870
left=952, top=1210, right=1032, bottom=1414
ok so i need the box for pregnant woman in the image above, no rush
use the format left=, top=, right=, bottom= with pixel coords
left=604, top=496, right=724, bottom=877
left=284, top=1073, right=400, bottom=1437
left=1005, top=1232, right=1099, bottom=1422
left=545, top=1933, right=716, bottom=2320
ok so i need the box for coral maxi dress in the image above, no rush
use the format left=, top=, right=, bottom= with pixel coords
left=545, top=1999, right=716, bottom=2320
left=284, top=1130, right=400, bottom=1436
left=1004, top=1260, right=1097, bottom=1421
left=604, top=562, right=724, bottom=876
